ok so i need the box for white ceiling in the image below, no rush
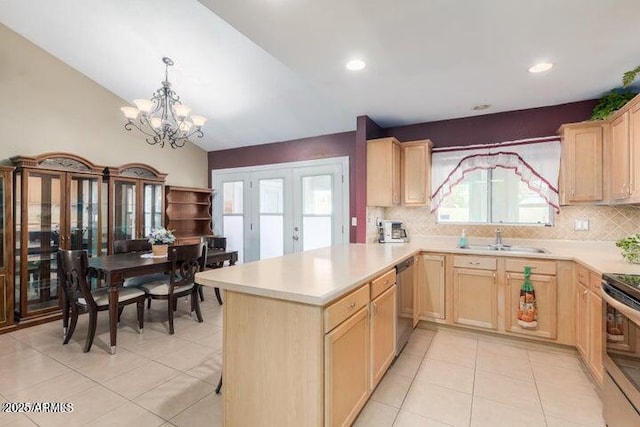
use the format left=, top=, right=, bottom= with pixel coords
left=2, top=0, right=640, bottom=151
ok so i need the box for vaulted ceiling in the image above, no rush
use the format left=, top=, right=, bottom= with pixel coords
left=2, top=0, right=639, bottom=151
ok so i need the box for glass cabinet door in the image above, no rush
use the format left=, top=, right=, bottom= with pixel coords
left=143, top=183, right=163, bottom=238
left=69, top=175, right=100, bottom=256
left=114, top=180, right=137, bottom=240
left=23, top=171, right=63, bottom=314
left=0, top=174, right=5, bottom=271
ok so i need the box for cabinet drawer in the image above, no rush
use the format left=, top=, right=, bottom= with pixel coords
left=505, top=258, right=556, bottom=275
left=324, top=284, right=370, bottom=333
left=371, top=269, right=396, bottom=300
left=589, top=270, right=602, bottom=292
left=453, top=256, right=496, bottom=270
left=577, top=265, right=589, bottom=286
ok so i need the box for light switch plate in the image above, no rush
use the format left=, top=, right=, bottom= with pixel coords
left=351, top=217, right=357, bottom=226
left=574, top=219, right=589, bottom=231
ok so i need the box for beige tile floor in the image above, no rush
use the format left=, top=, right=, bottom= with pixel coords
left=355, top=328, right=606, bottom=427
left=0, top=289, right=605, bottom=427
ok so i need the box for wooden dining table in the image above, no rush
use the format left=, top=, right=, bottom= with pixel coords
left=88, top=248, right=239, bottom=354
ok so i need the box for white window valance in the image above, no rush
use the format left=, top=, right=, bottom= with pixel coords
left=430, top=136, right=562, bottom=212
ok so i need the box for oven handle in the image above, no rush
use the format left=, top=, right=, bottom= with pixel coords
left=600, top=286, right=640, bottom=327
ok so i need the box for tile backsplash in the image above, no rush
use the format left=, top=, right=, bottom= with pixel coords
left=372, top=205, right=640, bottom=242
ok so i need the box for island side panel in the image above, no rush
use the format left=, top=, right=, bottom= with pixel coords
left=223, top=290, right=324, bottom=427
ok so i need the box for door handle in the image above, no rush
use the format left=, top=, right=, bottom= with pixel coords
left=292, top=236, right=299, bottom=240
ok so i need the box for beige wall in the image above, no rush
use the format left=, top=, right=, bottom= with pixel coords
left=0, top=24, right=208, bottom=188
left=380, top=205, right=640, bottom=242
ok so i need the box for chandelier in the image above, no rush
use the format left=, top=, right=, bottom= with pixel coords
left=120, top=57, right=207, bottom=149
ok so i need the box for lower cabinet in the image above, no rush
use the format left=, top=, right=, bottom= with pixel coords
left=452, top=256, right=498, bottom=330
left=504, top=258, right=558, bottom=340
left=371, top=285, right=396, bottom=387
left=325, top=306, right=370, bottom=427
left=575, top=264, right=603, bottom=385
left=418, top=254, right=446, bottom=322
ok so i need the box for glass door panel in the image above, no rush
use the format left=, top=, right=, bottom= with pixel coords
left=0, top=175, right=4, bottom=270
left=26, top=172, right=62, bottom=313
left=300, top=175, right=333, bottom=251
left=69, top=176, right=100, bottom=256
left=222, top=181, right=245, bottom=263
left=143, top=183, right=163, bottom=237
left=259, top=178, right=284, bottom=260
left=114, top=180, right=137, bottom=240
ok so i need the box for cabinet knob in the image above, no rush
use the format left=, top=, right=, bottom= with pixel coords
left=583, top=289, right=588, bottom=296
left=468, top=261, right=480, bottom=265
left=347, top=301, right=356, bottom=310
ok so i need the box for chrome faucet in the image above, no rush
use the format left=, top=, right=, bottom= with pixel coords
left=494, top=228, right=503, bottom=246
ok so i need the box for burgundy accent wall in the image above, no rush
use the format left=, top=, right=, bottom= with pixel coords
left=384, top=99, right=598, bottom=147
left=208, top=131, right=358, bottom=242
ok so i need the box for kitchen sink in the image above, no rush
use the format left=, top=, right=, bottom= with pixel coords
left=460, top=244, right=549, bottom=254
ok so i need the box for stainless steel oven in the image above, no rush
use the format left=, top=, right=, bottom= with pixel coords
left=601, top=273, right=640, bottom=426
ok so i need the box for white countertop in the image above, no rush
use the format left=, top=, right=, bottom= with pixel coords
left=195, top=236, right=640, bottom=306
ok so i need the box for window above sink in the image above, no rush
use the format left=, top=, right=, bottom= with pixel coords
left=437, top=168, right=554, bottom=226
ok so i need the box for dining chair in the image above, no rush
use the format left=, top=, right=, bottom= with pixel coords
left=138, top=243, right=206, bottom=334
left=58, top=249, right=146, bottom=352
left=203, top=236, right=227, bottom=305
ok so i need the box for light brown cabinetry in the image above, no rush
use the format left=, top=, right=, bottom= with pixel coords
left=575, top=264, right=603, bottom=385
left=505, top=258, right=557, bottom=340
left=418, top=253, right=446, bottom=322
left=104, top=164, right=166, bottom=253
left=0, top=166, right=14, bottom=332
left=367, top=137, right=401, bottom=206
left=452, top=256, right=498, bottom=330
left=370, top=284, right=396, bottom=387
left=402, top=140, right=433, bottom=206
left=558, top=122, right=605, bottom=204
left=610, top=112, right=631, bottom=201
left=325, top=305, right=370, bottom=427
left=164, top=186, right=213, bottom=245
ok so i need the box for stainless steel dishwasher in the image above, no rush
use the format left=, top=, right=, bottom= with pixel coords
left=395, top=256, right=415, bottom=355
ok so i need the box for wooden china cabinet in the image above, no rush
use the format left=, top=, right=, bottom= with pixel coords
left=12, top=153, right=104, bottom=325
left=104, top=164, right=167, bottom=254
left=0, top=166, right=14, bottom=332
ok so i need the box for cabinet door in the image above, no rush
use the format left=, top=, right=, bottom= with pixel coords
left=452, top=268, right=497, bottom=330
left=113, top=179, right=138, bottom=240
left=575, top=282, right=589, bottom=359
left=68, top=174, right=101, bottom=256
left=611, top=112, right=631, bottom=201
left=505, top=272, right=557, bottom=339
left=142, top=182, right=164, bottom=237
left=629, top=101, right=640, bottom=202
left=402, top=141, right=430, bottom=206
left=587, top=291, right=603, bottom=385
left=419, top=254, right=445, bottom=321
left=0, top=168, right=12, bottom=329
left=371, top=285, right=396, bottom=387
left=325, top=306, right=370, bottom=427
left=561, top=124, right=603, bottom=203
left=392, top=142, right=401, bottom=205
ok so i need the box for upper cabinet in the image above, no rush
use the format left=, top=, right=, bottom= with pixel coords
left=402, top=140, right=433, bottom=206
left=367, top=137, right=401, bottom=206
left=608, top=95, right=640, bottom=203
left=558, top=121, right=605, bottom=204
left=104, top=164, right=167, bottom=253
left=165, top=186, right=213, bottom=245
left=367, top=137, right=433, bottom=207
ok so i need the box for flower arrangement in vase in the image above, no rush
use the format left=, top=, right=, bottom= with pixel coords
left=148, top=227, right=176, bottom=256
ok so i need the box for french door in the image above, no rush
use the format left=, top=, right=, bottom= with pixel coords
left=212, top=157, right=348, bottom=263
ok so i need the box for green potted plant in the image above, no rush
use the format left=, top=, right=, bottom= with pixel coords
left=616, top=233, right=640, bottom=264
left=590, top=65, right=639, bottom=120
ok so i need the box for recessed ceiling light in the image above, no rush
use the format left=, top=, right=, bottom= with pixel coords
left=528, top=62, right=553, bottom=73
left=346, top=59, right=366, bottom=71
left=473, top=104, right=491, bottom=111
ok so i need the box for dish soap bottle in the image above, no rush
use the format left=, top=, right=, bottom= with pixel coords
left=458, top=229, right=468, bottom=248
left=517, top=266, right=538, bottom=329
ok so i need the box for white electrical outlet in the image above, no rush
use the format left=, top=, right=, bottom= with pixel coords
left=351, top=217, right=357, bottom=226
left=574, top=219, right=589, bottom=231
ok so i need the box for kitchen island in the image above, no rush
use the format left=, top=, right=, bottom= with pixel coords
left=195, top=243, right=415, bottom=427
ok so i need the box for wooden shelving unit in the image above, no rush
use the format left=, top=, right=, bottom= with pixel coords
left=164, top=186, right=213, bottom=245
